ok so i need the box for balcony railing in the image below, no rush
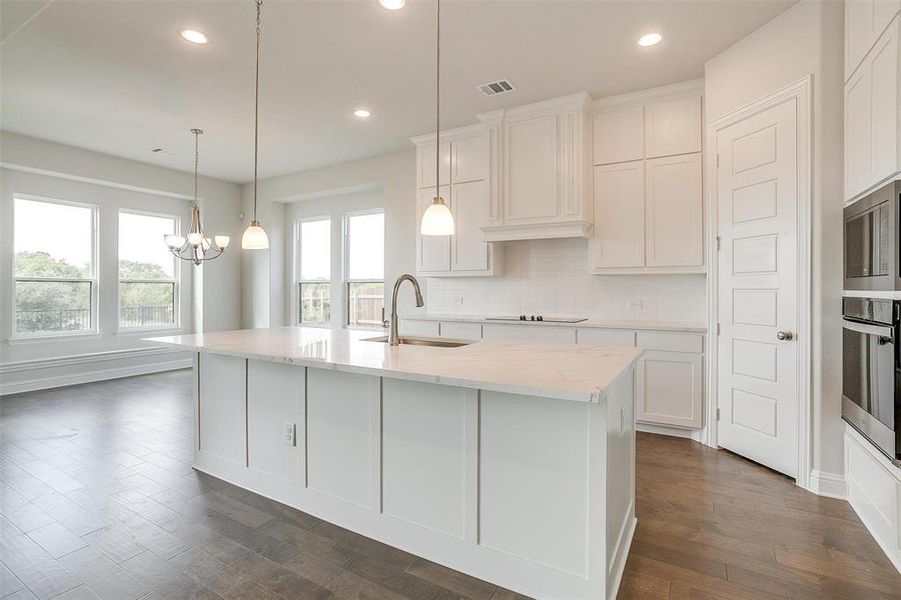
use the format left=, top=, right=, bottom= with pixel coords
left=15, top=305, right=174, bottom=333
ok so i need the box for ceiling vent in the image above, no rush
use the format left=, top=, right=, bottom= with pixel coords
left=478, top=79, right=516, bottom=97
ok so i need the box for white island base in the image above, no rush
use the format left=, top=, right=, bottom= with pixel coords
left=152, top=329, right=638, bottom=600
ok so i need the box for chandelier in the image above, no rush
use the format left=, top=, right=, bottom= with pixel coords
left=164, top=128, right=230, bottom=264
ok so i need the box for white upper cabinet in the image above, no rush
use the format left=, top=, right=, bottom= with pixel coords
left=450, top=180, right=493, bottom=272
left=479, top=92, right=593, bottom=242
left=590, top=84, right=704, bottom=274
left=451, top=132, right=488, bottom=184
left=644, top=97, right=702, bottom=158
left=417, top=142, right=451, bottom=189
left=844, top=14, right=901, bottom=201
left=845, top=0, right=901, bottom=81
left=591, top=161, right=645, bottom=268
left=412, top=126, right=499, bottom=277
left=645, top=154, right=703, bottom=267
left=592, top=107, right=644, bottom=165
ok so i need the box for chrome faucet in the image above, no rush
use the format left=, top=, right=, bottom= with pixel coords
left=388, top=274, right=424, bottom=346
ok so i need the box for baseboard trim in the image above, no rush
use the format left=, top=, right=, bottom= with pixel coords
left=1, top=352, right=192, bottom=395
left=807, top=469, right=848, bottom=500
left=636, top=421, right=696, bottom=440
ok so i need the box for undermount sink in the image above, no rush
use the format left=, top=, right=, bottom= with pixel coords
left=362, top=335, right=472, bottom=348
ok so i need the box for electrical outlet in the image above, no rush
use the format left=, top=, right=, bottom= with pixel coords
left=283, top=422, right=296, bottom=446
left=454, top=296, right=464, bottom=305
left=626, top=299, right=643, bottom=310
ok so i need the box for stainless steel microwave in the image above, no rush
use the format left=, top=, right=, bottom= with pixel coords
left=844, top=181, right=901, bottom=291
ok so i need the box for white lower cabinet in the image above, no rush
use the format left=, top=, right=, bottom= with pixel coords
left=636, top=350, right=703, bottom=428
left=399, top=319, right=440, bottom=337
left=439, top=321, right=482, bottom=340
left=481, top=324, right=577, bottom=343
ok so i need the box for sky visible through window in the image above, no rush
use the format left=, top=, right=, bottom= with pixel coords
left=119, top=212, right=176, bottom=279
left=348, top=212, right=384, bottom=280
left=14, top=198, right=93, bottom=274
left=300, top=218, right=330, bottom=280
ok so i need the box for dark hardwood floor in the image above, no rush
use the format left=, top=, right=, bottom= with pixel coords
left=0, top=370, right=898, bottom=600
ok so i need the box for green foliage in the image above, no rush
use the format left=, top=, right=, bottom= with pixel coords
left=118, top=259, right=169, bottom=280
left=15, top=250, right=88, bottom=278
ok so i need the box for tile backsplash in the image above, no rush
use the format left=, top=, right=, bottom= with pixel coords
left=425, top=238, right=706, bottom=323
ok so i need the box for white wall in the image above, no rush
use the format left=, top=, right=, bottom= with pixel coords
left=0, top=132, right=244, bottom=393
left=241, top=149, right=421, bottom=328
left=704, top=0, right=845, bottom=480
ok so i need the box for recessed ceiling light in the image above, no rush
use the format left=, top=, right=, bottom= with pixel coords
left=379, top=0, right=405, bottom=9
left=180, top=29, right=209, bottom=44
left=638, top=33, right=662, bottom=47
left=353, top=109, right=372, bottom=119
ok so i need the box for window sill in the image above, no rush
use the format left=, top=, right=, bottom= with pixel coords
left=116, top=326, right=185, bottom=337
left=294, top=323, right=333, bottom=329
left=7, top=331, right=102, bottom=345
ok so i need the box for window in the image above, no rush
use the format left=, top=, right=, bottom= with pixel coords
left=297, top=218, right=331, bottom=324
left=118, top=211, right=178, bottom=329
left=13, top=196, right=98, bottom=336
left=346, top=211, right=384, bottom=328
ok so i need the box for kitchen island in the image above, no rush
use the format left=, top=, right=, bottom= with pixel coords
left=145, top=326, right=640, bottom=600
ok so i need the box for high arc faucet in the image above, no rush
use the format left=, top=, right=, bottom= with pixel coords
left=388, top=274, right=424, bottom=346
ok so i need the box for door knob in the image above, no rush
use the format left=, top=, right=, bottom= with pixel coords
left=776, top=331, right=794, bottom=341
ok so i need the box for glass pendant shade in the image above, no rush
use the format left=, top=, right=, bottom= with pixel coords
left=214, top=235, right=231, bottom=249
left=187, top=232, right=204, bottom=246
left=420, top=199, right=455, bottom=235
left=241, top=221, right=269, bottom=249
left=165, top=234, right=186, bottom=249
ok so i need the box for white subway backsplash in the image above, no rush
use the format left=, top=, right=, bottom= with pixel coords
left=426, top=238, right=706, bottom=322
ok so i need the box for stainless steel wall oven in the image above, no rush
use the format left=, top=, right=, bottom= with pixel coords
left=844, top=181, right=901, bottom=291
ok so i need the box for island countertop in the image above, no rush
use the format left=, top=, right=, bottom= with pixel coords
left=145, top=326, right=642, bottom=403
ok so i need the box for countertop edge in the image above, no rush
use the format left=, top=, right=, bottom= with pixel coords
left=144, top=338, right=643, bottom=405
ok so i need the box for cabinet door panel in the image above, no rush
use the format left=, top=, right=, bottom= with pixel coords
left=593, top=107, right=644, bottom=165
left=636, top=350, right=703, bottom=428
left=452, top=134, right=488, bottom=184
left=871, top=21, right=899, bottom=183
left=644, top=97, right=702, bottom=158
left=481, top=324, right=576, bottom=343
left=503, top=115, right=559, bottom=222
left=451, top=181, right=490, bottom=272
left=645, top=154, right=703, bottom=267
left=847, top=0, right=875, bottom=79
left=591, top=161, right=645, bottom=268
left=874, top=1, right=900, bottom=40
left=417, top=186, right=451, bottom=273
left=418, top=142, right=451, bottom=189
left=845, top=66, right=873, bottom=199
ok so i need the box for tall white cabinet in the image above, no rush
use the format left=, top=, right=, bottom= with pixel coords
left=589, top=87, right=705, bottom=274
left=412, top=126, right=499, bottom=277
left=844, top=5, right=901, bottom=201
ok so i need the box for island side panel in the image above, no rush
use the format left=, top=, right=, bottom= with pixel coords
left=197, top=353, right=247, bottom=467
left=246, top=360, right=304, bottom=484
left=603, top=368, right=637, bottom=599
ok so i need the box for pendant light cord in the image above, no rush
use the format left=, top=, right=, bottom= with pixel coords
left=192, top=129, right=200, bottom=207
left=434, top=0, right=440, bottom=202
left=252, top=0, right=262, bottom=223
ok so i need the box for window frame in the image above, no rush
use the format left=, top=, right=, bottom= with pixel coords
left=116, top=208, right=181, bottom=333
left=294, top=215, right=333, bottom=328
left=10, top=194, right=100, bottom=340
left=344, top=208, right=385, bottom=330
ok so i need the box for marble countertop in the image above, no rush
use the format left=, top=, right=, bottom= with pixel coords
left=402, top=313, right=706, bottom=333
left=144, top=326, right=642, bottom=404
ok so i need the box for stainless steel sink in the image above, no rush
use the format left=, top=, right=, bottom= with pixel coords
left=361, top=335, right=472, bottom=348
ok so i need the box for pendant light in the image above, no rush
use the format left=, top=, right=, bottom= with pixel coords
left=165, top=129, right=230, bottom=264
left=241, top=0, right=270, bottom=250
left=420, top=0, right=454, bottom=236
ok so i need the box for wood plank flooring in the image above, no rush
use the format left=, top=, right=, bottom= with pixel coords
left=0, top=370, right=898, bottom=600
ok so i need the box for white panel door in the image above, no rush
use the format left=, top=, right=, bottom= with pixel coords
left=450, top=180, right=490, bottom=272
left=417, top=142, right=451, bottom=189
left=451, top=134, right=487, bottom=184
left=592, top=106, right=644, bottom=165
left=417, top=186, right=451, bottom=273
left=503, top=114, right=559, bottom=222
left=716, top=98, right=799, bottom=478
left=591, top=161, right=645, bottom=268
left=644, top=97, right=702, bottom=158
left=645, top=153, right=703, bottom=267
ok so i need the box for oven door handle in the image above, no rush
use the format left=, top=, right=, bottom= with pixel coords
left=842, top=319, right=895, bottom=341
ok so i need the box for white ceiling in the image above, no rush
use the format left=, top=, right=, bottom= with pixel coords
left=1, top=0, right=794, bottom=183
